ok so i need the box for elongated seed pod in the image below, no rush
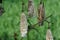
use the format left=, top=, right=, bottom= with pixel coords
left=46, top=29, right=53, bottom=40
left=38, top=1, right=45, bottom=26
left=20, top=13, right=28, bottom=37
left=28, top=0, right=34, bottom=18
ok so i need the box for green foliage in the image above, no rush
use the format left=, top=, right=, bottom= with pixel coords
left=0, top=0, right=60, bottom=40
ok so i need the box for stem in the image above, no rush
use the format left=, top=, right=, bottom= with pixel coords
left=32, top=14, right=53, bottom=27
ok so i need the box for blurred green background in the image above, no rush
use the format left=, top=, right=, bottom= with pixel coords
left=0, top=0, right=60, bottom=40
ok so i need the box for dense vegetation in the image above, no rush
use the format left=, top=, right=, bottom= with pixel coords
left=0, top=0, right=60, bottom=40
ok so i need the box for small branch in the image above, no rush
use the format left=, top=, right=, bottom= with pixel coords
left=32, top=14, right=53, bottom=27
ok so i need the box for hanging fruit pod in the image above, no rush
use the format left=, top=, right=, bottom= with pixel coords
left=46, top=29, right=53, bottom=40
left=20, top=13, right=28, bottom=38
left=38, top=0, right=45, bottom=26
left=28, top=0, right=34, bottom=18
